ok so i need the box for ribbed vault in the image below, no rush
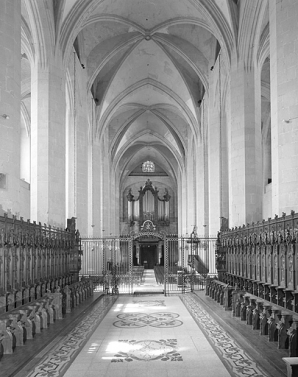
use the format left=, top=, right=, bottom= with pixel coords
left=21, top=0, right=239, bottom=194
left=73, top=1, right=234, bottom=193
left=18, top=0, right=272, bottom=234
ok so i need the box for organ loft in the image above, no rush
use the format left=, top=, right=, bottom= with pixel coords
left=1, top=1, right=298, bottom=376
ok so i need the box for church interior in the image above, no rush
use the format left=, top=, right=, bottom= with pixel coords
left=1, top=0, right=298, bottom=376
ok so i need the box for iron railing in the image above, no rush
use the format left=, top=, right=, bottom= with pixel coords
left=81, top=234, right=217, bottom=294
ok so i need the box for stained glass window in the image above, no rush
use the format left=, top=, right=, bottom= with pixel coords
left=142, top=161, right=155, bottom=173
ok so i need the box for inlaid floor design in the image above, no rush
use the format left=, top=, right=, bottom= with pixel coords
left=19, top=294, right=272, bottom=377
left=110, top=339, right=183, bottom=362
left=21, top=295, right=117, bottom=377
left=113, top=312, right=183, bottom=328
left=182, top=294, right=270, bottom=377
left=132, top=299, right=166, bottom=307
left=62, top=295, right=231, bottom=377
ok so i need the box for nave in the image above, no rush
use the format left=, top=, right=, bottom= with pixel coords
left=11, top=290, right=286, bottom=377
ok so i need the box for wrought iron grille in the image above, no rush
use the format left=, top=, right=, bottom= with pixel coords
left=81, top=234, right=217, bottom=295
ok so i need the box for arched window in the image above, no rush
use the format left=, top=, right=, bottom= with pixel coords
left=142, top=161, right=155, bottom=173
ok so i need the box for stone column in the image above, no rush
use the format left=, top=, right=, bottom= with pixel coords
left=194, top=107, right=207, bottom=233
left=88, top=137, right=101, bottom=236
left=186, top=137, right=196, bottom=230
left=229, top=61, right=262, bottom=227
left=179, top=170, right=188, bottom=234
left=269, top=0, right=298, bottom=216
left=30, top=58, right=66, bottom=227
left=0, top=1, right=21, bottom=215
left=201, top=99, right=209, bottom=236
left=208, top=63, right=221, bottom=235
left=98, top=129, right=111, bottom=235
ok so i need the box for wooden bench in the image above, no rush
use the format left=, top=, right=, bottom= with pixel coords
left=206, top=279, right=298, bottom=357
left=0, top=279, right=93, bottom=360
left=283, top=358, right=298, bottom=377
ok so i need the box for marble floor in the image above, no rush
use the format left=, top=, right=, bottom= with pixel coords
left=63, top=295, right=231, bottom=377
left=7, top=271, right=288, bottom=377
left=16, top=292, right=282, bottom=377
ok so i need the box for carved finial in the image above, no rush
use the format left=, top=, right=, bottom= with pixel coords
left=127, top=188, right=134, bottom=201
left=163, top=188, right=171, bottom=201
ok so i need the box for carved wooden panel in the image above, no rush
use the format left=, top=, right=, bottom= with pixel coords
left=267, top=245, right=273, bottom=284
left=261, top=245, right=266, bottom=283
left=235, top=247, right=239, bottom=276
left=287, top=244, right=294, bottom=290
left=256, top=246, right=261, bottom=282
left=279, top=244, right=286, bottom=288
left=231, top=247, right=235, bottom=275
left=239, top=246, right=243, bottom=277
left=251, top=245, right=256, bottom=280
left=273, top=245, right=279, bottom=286
left=0, top=215, right=78, bottom=304
left=243, top=248, right=247, bottom=279
left=247, top=246, right=252, bottom=279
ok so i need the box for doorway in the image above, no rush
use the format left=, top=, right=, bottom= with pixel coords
left=140, top=244, right=157, bottom=269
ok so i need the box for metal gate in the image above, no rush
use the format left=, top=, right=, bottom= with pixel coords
left=80, top=236, right=133, bottom=294
left=80, top=233, right=217, bottom=295
left=164, top=235, right=217, bottom=295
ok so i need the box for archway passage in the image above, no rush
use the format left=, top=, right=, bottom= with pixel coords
left=140, top=244, right=158, bottom=269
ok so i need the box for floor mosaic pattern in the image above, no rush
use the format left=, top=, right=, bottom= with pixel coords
left=111, top=339, right=183, bottom=362
left=132, top=299, right=166, bottom=307
left=181, top=294, right=270, bottom=377
left=18, top=294, right=276, bottom=377
left=24, top=295, right=117, bottom=377
left=113, top=312, right=183, bottom=328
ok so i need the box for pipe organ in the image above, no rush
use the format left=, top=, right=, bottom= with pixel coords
left=127, top=179, right=171, bottom=227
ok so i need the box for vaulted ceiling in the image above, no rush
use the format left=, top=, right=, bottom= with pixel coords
left=21, top=0, right=270, bottom=187
left=70, top=0, right=228, bottom=186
